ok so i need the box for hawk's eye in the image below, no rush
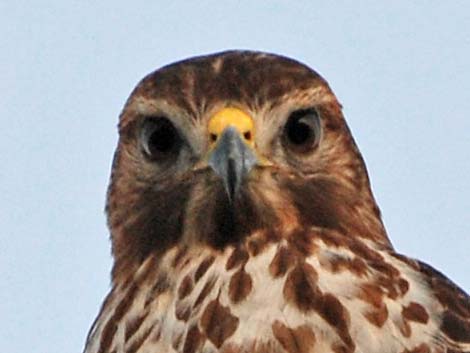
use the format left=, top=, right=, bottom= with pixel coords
left=140, top=117, right=181, bottom=160
left=283, top=108, right=321, bottom=153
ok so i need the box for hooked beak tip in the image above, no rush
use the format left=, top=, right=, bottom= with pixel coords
left=208, top=127, right=257, bottom=200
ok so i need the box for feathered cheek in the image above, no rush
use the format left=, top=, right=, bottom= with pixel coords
left=248, top=173, right=301, bottom=233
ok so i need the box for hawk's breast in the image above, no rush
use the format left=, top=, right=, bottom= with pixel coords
left=86, top=232, right=444, bottom=353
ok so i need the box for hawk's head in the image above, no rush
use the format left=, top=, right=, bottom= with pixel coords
left=107, top=51, right=388, bottom=281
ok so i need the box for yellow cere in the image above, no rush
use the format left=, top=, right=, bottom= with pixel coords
left=208, top=107, right=255, bottom=147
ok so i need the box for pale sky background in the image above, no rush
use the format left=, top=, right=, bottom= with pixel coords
left=1, top=2, right=469, bottom=352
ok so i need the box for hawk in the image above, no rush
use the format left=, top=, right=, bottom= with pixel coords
left=83, top=51, right=470, bottom=353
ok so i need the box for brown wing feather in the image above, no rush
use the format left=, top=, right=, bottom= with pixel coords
left=419, top=261, right=470, bottom=352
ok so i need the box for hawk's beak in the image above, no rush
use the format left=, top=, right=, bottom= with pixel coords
left=208, top=108, right=258, bottom=201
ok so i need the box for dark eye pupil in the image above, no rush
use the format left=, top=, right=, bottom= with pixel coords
left=142, top=118, right=179, bottom=159
left=149, top=123, right=175, bottom=152
left=287, top=119, right=312, bottom=145
left=284, top=109, right=320, bottom=152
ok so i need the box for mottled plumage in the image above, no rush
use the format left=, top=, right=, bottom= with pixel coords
left=83, top=51, right=470, bottom=353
